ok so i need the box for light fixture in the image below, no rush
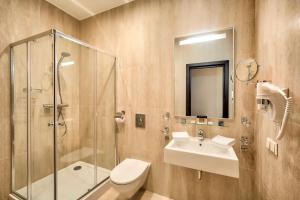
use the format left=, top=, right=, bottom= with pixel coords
left=61, top=61, right=75, bottom=67
left=179, top=33, right=226, bottom=46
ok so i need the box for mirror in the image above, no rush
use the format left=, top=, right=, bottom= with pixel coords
left=235, top=58, right=258, bottom=82
left=174, top=28, right=234, bottom=119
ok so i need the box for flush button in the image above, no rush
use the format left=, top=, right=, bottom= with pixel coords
left=136, top=114, right=145, bottom=128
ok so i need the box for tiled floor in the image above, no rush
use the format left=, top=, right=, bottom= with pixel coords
left=97, top=187, right=173, bottom=200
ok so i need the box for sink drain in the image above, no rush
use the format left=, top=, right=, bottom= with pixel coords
left=73, top=165, right=82, bottom=171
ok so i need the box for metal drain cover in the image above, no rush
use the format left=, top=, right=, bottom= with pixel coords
left=73, top=166, right=82, bottom=171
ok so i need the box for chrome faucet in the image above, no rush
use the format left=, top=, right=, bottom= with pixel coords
left=197, top=129, right=205, bottom=143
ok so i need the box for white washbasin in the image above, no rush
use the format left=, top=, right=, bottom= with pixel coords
left=164, top=137, right=239, bottom=178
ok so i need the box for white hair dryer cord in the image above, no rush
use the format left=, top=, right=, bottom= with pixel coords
left=276, top=97, right=293, bottom=140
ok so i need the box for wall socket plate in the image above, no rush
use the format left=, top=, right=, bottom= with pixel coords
left=240, top=136, right=249, bottom=151
left=266, top=137, right=278, bottom=156
left=135, top=114, right=145, bottom=128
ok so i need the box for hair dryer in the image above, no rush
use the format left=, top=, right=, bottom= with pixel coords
left=256, top=82, right=293, bottom=140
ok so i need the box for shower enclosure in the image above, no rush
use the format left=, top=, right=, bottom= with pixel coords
left=10, top=29, right=116, bottom=200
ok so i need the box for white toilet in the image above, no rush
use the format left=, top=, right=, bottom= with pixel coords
left=110, top=158, right=151, bottom=199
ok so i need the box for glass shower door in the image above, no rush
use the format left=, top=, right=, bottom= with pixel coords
left=95, top=52, right=116, bottom=184
left=55, top=35, right=96, bottom=199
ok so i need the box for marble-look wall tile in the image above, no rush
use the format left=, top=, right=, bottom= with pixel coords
left=80, top=0, right=256, bottom=199
left=255, top=0, right=300, bottom=199
left=0, top=117, right=10, bottom=162
left=0, top=159, right=11, bottom=200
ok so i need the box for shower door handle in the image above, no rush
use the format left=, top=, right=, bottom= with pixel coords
left=48, top=122, right=65, bottom=127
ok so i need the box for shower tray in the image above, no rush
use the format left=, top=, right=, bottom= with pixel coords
left=16, top=161, right=110, bottom=200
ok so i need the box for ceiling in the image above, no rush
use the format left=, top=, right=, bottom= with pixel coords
left=46, top=0, right=134, bottom=20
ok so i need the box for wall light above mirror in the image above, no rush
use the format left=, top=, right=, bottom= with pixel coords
left=174, top=28, right=235, bottom=120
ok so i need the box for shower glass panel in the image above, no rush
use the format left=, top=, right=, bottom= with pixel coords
left=30, top=35, right=55, bottom=200
left=95, top=53, right=116, bottom=182
left=11, top=34, right=55, bottom=200
left=11, top=42, right=30, bottom=199
left=56, top=35, right=95, bottom=199
left=10, top=30, right=116, bottom=200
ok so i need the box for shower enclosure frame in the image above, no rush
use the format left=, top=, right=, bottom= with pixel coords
left=10, top=29, right=117, bottom=200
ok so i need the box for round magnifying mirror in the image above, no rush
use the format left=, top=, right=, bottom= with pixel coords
left=235, top=58, right=258, bottom=82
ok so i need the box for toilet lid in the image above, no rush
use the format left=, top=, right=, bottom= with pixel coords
left=110, top=159, right=150, bottom=185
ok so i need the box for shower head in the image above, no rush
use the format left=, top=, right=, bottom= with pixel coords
left=57, top=52, right=72, bottom=68
left=61, top=52, right=71, bottom=58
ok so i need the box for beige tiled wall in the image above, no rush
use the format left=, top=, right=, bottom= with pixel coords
left=80, top=0, right=256, bottom=199
left=2, top=0, right=299, bottom=200
left=255, top=0, right=300, bottom=199
left=0, top=0, right=79, bottom=199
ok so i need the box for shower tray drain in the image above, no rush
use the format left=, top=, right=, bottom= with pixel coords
left=73, top=165, right=82, bottom=171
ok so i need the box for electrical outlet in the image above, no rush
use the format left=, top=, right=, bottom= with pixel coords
left=240, top=136, right=249, bottom=151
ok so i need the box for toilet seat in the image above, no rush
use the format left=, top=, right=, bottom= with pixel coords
left=110, top=159, right=150, bottom=185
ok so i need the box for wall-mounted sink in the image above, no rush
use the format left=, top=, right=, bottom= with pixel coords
left=164, top=137, right=239, bottom=178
